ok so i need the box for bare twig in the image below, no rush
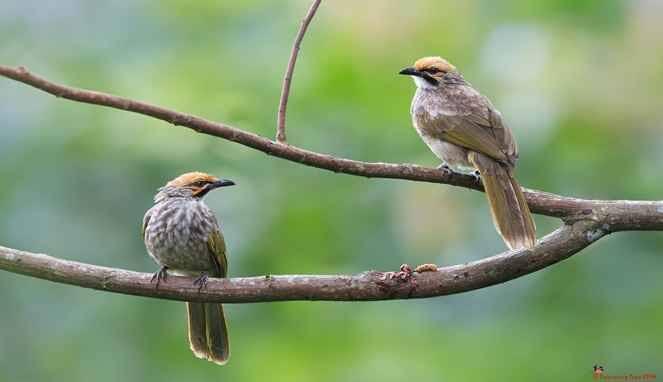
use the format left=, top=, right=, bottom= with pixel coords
left=0, top=220, right=618, bottom=303
left=276, top=0, right=322, bottom=143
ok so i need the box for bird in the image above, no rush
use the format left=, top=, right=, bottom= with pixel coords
left=142, top=171, right=236, bottom=365
left=399, top=56, right=536, bottom=250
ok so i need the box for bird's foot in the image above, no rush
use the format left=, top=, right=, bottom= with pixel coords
left=193, top=273, right=209, bottom=291
left=414, top=263, right=438, bottom=273
left=150, top=266, right=168, bottom=288
left=472, top=170, right=481, bottom=183
left=437, top=163, right=452, bottom=173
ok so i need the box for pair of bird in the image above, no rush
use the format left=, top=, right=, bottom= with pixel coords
left=142, top=56, right=536, bottom=365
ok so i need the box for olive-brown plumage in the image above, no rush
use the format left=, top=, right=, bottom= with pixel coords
left=400, top=56, right=536, bottom=250
left=142, top=172, right=235, bottom=365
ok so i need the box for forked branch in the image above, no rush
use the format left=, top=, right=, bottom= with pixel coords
left=4, top=64, right=662, bottom=223
left=0, top=64, right=661, bottom=302
left=0, top=1, right=661, bottom=303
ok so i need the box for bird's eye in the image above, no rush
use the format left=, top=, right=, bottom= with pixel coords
left=192, top=181, right=207, bottom=187
left=425, top=67, right=441, bottom=74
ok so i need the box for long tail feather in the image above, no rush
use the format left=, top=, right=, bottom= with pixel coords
left=469, top=152, right=536, bottom=250
left=204, top=303, right=230, bottom=365
left=187, top=302, right=209, bottom=359
left=186, top=302, right=230, bottom=365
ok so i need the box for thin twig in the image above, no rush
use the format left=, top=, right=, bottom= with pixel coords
left=276, top=0, right=323, bottom=143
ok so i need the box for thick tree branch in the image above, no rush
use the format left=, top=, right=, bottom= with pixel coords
left=3, top=65, right=662, bottom=223
left=1, top=65, right=661, bottom=303
left=0, top=220, right=613, bottom=303
left=276, top=0, right=322, bottom=143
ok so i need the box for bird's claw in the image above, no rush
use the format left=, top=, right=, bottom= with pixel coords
left=193, top=273, right=209, bottom=291
left=437, top=164, right=452, bottom=173
left=472, top=170, right=481, bottom=183
left=151, top=266, right=168, bottom=288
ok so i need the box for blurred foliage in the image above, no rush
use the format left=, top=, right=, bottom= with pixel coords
left=1, top=0, right=662, bottom=381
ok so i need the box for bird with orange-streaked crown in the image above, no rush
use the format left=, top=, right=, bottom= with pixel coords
left=142, top=171, right=236, bottom=365
left=400, top=56, right=536, bottom=250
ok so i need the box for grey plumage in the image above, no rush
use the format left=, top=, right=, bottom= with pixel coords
left=142, top=172, right=232, bottom=365
left=144, top=186, right=221, bottom=274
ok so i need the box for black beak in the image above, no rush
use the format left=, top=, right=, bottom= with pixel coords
left=399, top=67, right=420, bottom=76
left=211, top=179, right=236, bottom=189
left=399, top=66, right=438, bottom=86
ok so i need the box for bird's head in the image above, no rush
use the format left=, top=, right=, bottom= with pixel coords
left=399, top=56, right=458, bottom=89
left=156, top=171, right=235, bottom=201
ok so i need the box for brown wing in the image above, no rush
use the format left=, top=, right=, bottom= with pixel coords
left=436, top=99, right=518, bottom=166
left=207, top=229, right=228, bottom=278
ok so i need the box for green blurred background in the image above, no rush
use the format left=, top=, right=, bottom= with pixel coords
left=1, top=0, right=662, bottom=380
